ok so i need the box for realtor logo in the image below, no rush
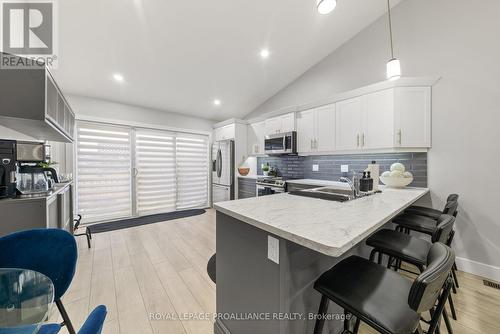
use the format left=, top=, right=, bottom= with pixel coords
left=1, top=0, right=58, bottom=68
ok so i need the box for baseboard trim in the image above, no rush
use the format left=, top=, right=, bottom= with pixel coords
left=456, top=256, right=500, bottom=282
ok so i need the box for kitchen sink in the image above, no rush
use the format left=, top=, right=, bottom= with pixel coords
left=288, top=186, right=379, bottom=202
left=288, top=186, right=354, bottom=202
left=288, top=190, right=351, bottom=202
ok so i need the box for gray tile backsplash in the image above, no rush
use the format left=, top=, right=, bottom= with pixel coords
left=257, top=152, right=427, bottom=187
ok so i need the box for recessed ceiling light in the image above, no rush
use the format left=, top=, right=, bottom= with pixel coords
left=260, top=49, right=270, bottom=59
left=213, top=99, right=221, bottom=106
left=113, top=73, right=124, bottom=82
left=317, top=0, right=337, bottom=15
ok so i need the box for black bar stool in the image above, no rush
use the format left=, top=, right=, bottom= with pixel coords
left=366, top=214, right=456, bottom=333
left=405, top=194, right=459, bottom=219
left=312, top=243, right=455, bottom=334
left=394, top=199, right=460, bottom=292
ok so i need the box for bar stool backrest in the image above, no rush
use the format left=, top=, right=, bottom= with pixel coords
left=431, top=214, right=456, bottom=244
left=407, top=243, right=455, bottom=314
left=443, top=200, right=458, bottom=217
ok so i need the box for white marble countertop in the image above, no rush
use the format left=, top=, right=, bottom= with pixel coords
left=214, top=187, right=429, bottom=257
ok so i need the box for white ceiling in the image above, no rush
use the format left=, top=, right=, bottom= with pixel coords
left=53, top=0, right=401, bottom=121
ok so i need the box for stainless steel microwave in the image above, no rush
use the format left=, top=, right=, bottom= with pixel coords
left=264, top=131, right=297, bottom=155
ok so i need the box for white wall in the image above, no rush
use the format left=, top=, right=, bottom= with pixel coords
left=67, top=95, right=215, bottom=134
left=246, top=0, right=500, bottom=280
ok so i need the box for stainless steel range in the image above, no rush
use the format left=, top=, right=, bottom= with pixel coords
left=256, top=177, right=286, bottom=197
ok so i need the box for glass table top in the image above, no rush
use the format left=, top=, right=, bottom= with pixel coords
left=0, top=268, right=55, bottom=334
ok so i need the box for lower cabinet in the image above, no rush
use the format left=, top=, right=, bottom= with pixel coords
left=0, top=183, right=74, bottom=237
left=58, top=184, right=73, bottom=233
left=238, top=177, right=256, bottom=199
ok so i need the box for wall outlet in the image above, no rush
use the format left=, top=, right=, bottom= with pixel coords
left=341, top=165, right=349, bottom=173
left=312, top=164, right=319, bottom=172
left=268, top=236, right=279, bottom=264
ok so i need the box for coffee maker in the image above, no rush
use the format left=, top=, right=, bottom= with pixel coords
left=15, top=141, right=54, bottom=196
left=0, top=140, right=17, bottom=199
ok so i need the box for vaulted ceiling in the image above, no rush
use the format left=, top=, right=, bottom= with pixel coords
left=52, top=0, right=401, bottom=121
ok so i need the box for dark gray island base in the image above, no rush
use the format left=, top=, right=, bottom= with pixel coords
left=215, top=211, right=368, bottom=334
left=213, top=187, right=429, bottom=334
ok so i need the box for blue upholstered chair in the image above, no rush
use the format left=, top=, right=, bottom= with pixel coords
left=0, top=229, right=78, bottom=334
left=0, top=306, right=107, bottom=334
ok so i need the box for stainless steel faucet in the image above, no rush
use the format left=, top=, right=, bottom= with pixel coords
left=339, top=171, right=360, bottom=198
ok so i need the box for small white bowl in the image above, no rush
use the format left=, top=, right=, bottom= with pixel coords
left=380, top=176, right=413, bottom=188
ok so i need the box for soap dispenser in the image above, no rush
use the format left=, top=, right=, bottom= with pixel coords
left=366, top=171, right=374, bottom=191
left=365, top=161, right=380, bottom=191
left=359, top=172, right=370, bottom=192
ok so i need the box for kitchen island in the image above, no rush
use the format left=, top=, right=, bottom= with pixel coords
left=213, top=186, right=429, bottom=334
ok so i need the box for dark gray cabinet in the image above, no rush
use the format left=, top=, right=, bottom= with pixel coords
left=238, top=177, right=256, bottom=199
left=0, top=183, right=74, bottom=237
left=0, top=53, right=75, bottom=142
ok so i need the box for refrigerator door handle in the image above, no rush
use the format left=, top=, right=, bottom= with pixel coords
left=217, top=149, right=222, bottom=178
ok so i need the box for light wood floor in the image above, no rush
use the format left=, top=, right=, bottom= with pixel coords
left=50, top=209, right=500, bottom=334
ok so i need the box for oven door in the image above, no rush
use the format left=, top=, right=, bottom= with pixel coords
left=256, top=184, right=284, bottom=197
left=264, top=132, right=296, bottom=155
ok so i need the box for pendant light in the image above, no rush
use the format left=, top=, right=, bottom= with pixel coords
left=386, top=0, right=401, bottom=80
left=317, top=0, right=337, bottom=15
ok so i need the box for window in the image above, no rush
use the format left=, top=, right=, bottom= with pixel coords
left=76, top=121, right=209, bottom=223
left=76, top=122, right=132, bottom=223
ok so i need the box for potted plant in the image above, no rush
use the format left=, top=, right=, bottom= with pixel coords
left=262, top=163, right=270, bottom=176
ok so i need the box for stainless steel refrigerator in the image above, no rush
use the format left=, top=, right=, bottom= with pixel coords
left=212, top=140, right=234, bottom=204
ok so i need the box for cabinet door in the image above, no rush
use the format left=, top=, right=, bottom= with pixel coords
left=363, top=90, right=395, bottom=149
left=214, top=124, right=235, bottom=141
left=394, top=87, right=431, bottom=147
left=281, top=113, right=296, bottom=133
left=296, top=109, right=315, bottom=153
left=57, top=95, right=65, bottom=129
left=47, top=196, right=59, bottom=228
left=315, top=104, right=335, bottom=152
left=335, top=97, right=363, bottom=151
left=248, top=122, right=265, bottom=154
left=46, top=77, right=58, bottom=121
left=265, top=116, right=282, bottom=135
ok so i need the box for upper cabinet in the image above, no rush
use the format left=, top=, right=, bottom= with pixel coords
left=394, top=87, right=431, bottom=148
left=335, top=87, right=431, bottom=152
left=296, top=105, right=335, bottom=153
left=0, top=54, right=75, bottom=143
left=247, top=121, right=266, bottom=155
left=265, top=112, right=295, bottom=135
left=214, top=124, right=236, bottom=141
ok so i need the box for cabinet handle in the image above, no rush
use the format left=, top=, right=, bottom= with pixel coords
left=315, top=139, right=318, bottom=150
left=357, top=134, right=360, bottom=147
left=310, top=139, right=313, bottom=150
left=362, top=133, right=365, bottom=147
left=397, top=129, right=402, bottom=145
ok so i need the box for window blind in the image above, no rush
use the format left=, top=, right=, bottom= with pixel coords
left=176, top=133, right=209, bottom=209
left=135, top=129, right=177, bottom=215
left=76, top=122, right=132, bottom=222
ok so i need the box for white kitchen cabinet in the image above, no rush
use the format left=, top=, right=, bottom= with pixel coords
left=394, top=87, right=431, bottom=148
left=214, top=124, right=235, bottom=141
left=247, top=121, right=266, bottom=155
left=335, top=97, right=364, bottom=151
left=296, top=109, right=315, bottom=153
left=297, top=105, right=335, bottom=153
left=363, top=89, right=395, bottom=149
left=315, top=105, right=336, bottom=152
left=265, top=112, right=296, bottom=135
left=280, top=113, right=296, bottom=133
left=335, top=87, right=431, bottom=151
